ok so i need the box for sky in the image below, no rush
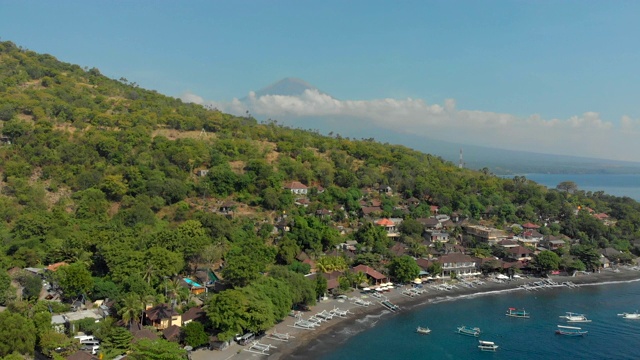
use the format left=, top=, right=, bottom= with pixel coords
left=1, top=1, right=640, bottom=162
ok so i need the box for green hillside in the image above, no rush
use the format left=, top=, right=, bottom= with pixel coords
left=1, top=40, right=640, bottom=358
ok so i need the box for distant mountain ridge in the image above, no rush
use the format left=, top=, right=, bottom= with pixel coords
left=243, top=78, right=640, bottom=175
left=243, top=77, right=329, bottom=99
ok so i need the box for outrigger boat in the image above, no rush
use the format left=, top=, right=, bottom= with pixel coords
left=618, top=311, right=640, bottom=319
left=416, top=326, right=431, bottom=334
left=478, top=340, right=498, bottom=351
left=456, top=325, right=481, bottom=337
left=506, top=307, right=530, bottom=318
left=560, top=312, right=591, bottom=323
left=555, top=325, right=588, bottom=336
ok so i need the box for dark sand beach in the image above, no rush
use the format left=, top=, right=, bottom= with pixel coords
left=190, top=268, right=640, bottom=360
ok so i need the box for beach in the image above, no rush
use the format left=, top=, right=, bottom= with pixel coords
left=190, top=268, right=640, bottom=360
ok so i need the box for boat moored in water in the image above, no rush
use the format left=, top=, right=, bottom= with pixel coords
left=506, top=307, right=530, bottom=318
left=416, top=326, right=431, bottom=334
left=618, top=311, right=640, bottom=319
left=456, top=325, right=481, bottom=337
left=560, top=312, right=592, bottom=323
left=555, top=325, right=588, bottom=336
left=478, top=340, right=498, bottom=351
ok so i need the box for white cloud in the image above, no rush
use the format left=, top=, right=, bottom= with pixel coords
left=181, top=90, right=640, bottom=162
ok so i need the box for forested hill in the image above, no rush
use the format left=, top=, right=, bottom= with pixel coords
left=2, top=40, right=640, bottom=358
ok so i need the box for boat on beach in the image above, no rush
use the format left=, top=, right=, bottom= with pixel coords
left=478, top=340, right=498, bottom=351
left=416, top=326, right=431, bottom=334
left=618, top=311, right=640, bottom=319
left=555, top=325, right=588, bottom=336
left=560, top=312, right=591, bottom=322
left=506, top=307, right=530, bottom=318
left=380, top=300, right=400, bottom=312
left=456, top=325, right=481, bottom=337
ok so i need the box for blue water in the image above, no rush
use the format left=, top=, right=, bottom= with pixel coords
left=505, top=173, right=640, bottom=201
left=320, top=280, right=640, bottom=360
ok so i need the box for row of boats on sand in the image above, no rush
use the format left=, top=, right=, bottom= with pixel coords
left=415, top=307, right=640, bottom=351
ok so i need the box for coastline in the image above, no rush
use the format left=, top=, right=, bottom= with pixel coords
left=190, top=268, right=640, bottom=360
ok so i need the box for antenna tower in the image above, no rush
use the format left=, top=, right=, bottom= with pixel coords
left=459, top=148, right=464, bottom=169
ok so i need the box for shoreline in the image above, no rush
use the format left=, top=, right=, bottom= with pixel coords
left=191, top=268, right=640, bottom=360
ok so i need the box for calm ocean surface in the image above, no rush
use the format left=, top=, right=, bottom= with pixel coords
left=319, top=280, right=640, bottom=360
left=513, top=173, right=640, bottom=201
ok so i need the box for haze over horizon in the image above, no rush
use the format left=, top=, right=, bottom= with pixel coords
left=2, top=1, right=640, bottom=162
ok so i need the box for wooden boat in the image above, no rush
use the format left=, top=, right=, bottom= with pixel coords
left=506, top=307, right=530, bottom=318
left=555, top=325, right=588, bottom=336
left=560, top=312, right=591, bottom=323
left=456, top=325, right=481, bottom=337
left=618, top=311, right=640, bottom=319
left=478, top=340, right=498, bottom=351
left=381, top=300, right=400, bottom=312
left=416, top=326, right=431, bottom=334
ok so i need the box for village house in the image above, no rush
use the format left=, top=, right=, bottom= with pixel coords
left=547, top=239, right=566, bottom=250
left=352, top=264, right=388, bottom=285
left=497, top=239, right=519, bottom=249
left=506, top=246, right=533, bottom=261
left=145, top=304, right=182, bottom=330
left=424, top=230, right=449, bottom=243
left=361, top=206, right=382, bottom=217
left=436, top=253, right=479, bottom=278
left=375, top=218, right=400, bottom=237
left=417, top=217, right=441, bottom=230
left=406, top=197, right=420, bottom=207
left=464, top=224, right=507, bottom=244
left=283, top=181, right=308, bottom=195
left=294, top=198, right=310, bottom=207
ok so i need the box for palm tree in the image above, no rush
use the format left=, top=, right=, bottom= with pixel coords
left=352, top=271, right=368, bottom=289
left=119, top=294, right=143, bottom=329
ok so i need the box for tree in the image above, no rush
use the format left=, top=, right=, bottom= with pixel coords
left=118, top=293, right=144, bottom=329
left=53, top=263, right=94, bottom=300
left=0, top=271, right=14, bottom=305
left=39, top=330, right=77, bottom=358
left=428, top=262, right=443, bottom=277
left=556, top=181, right=578, bottom=193
left=182, top=321, right=208, bottom=348
left=129, top=338, right=186, bottom=360
left=16, top=272, right=42, bottom=301
left=206, top=289, right=249, bottom=341
left=314, top=275, right=327, bottom=298
left=533, top=250, right=560, bottom=274
left=92, top=277, right=120, bottom=300
left=0, top=311, right=36, bottom=356
left=388, top=256, right=420, bottom=283
left=570, top=245, right=601, bottom=272
left=101, top=326, right=133, bottom=354
left=399, top=218, right=424, bottom=236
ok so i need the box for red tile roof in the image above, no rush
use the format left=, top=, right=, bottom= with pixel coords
left=46, top=262, right=69, bottom=272
left=375, top=218, right=395, bottom=226
left=521, top=222, right=540, bottom=229
left=283, top=181, right=308, bottom=189
left=352, top=265, right=387, bottom=280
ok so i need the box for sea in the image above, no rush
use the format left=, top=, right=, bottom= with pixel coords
left=318, top=280, right=640, bottom=360
left=507, top=173, right=640, bottom=201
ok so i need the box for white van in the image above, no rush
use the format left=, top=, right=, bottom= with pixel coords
left=74, top=335, right=95, bottom=343
left=81, top=344, right=100, bottom=355
left=238, top=332, right=254, bottom=345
